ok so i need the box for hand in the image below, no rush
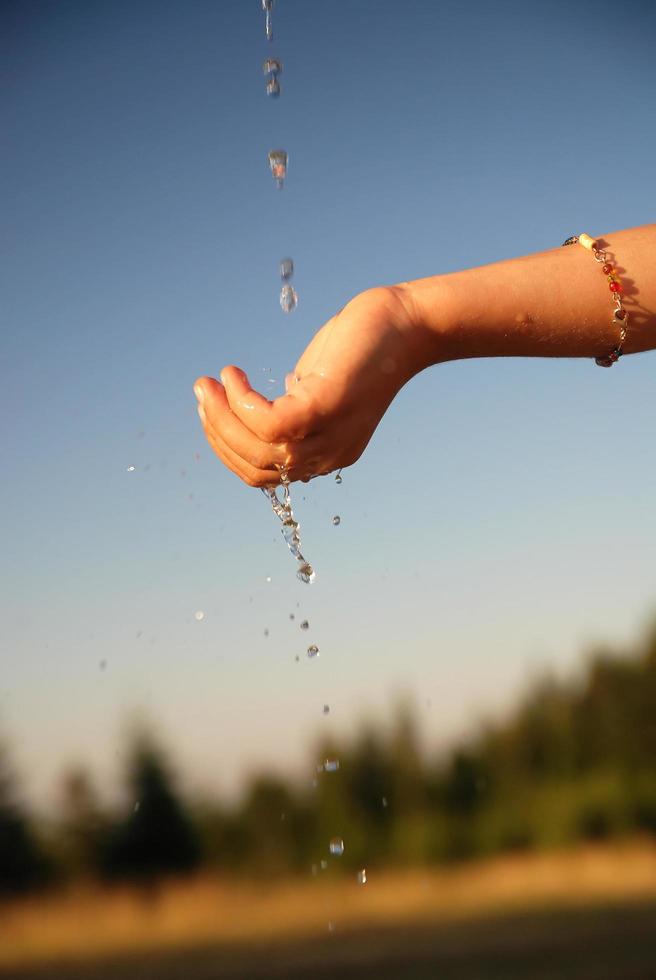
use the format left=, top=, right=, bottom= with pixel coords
left=193, top=285, right=428, bottom=487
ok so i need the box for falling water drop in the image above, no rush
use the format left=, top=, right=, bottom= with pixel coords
left=335, top=470, right=343, bottom=484
left=297, top=562, right=315, bottom=584
left=332, top=515, right=341, bottom=526
left=194, top=610, right=205, bottom=622
left=268, top=149, right=288, bottom=188
left=279, top=257, right=294, bottom=281
left=262, top=0, right=273, bottom=41
left=307, top=644, right=319, bottom=659
left=323, top=759, right=340, bottom=772
left=323, top=704, right=330, bottom=715
left=126, top=465, right=135, bottom=472
left=280, top=284, right=298, bottom=313
left=356, top=869, right=367, bottom=885
left=329, top=838, right=344, bottom=856
left=300, top=620, right=309, bottom=631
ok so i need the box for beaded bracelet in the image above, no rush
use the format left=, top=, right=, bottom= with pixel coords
left=561, top=233, right=628, bottom=367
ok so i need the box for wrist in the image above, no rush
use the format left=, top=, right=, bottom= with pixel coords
left=395, top=277, right=460, bottom=368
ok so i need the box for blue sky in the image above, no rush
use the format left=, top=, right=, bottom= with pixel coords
left=2, top=0, right=656, bottom=810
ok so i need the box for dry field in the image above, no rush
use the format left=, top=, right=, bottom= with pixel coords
left=3, top=842, right=656, bottom=979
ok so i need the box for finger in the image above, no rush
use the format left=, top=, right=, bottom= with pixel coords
left=195, top=376, right=288, bottom=472
left=220, top=365, right=317, bottom=442
left=198, top=405, right=280, bottom=488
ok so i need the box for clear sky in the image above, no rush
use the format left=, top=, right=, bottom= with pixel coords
left=2, top=0, right=656, bottom=812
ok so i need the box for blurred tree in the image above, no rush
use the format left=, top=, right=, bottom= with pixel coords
left=57, top=767, right=108, bottom=879
left=102, top=733, right=201, bottom=881
left=0, top=740, right=49, bottom=894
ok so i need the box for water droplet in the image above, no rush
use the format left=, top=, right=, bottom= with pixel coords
left=327, top=921, right=335, bottom=933
left=266, top=576, right=272, bottom=583
left=294, top=655, right=300, bottom=662
left=289, top=613, right=295, bottom=620
left=307, top=644, right=319, bottom=659
left=126, top=465, right=135, bottom=472
left=356, top=869, right=367, bottom=885
left=332, top=515, right=340, bottom=526
left=99, top=659, right=107, bottom=671
left=279, top=257, right=294, bottom=281
left=263, top=57, right=282, bottom=77
left=263, top=628, right=269, bottom=637
left=320, top=859, right=328, bottom=870
left=323, top=704, right=330, bottom=715
left=262, top=0, right=273, bottom=40
left=297, top=562, right=315, bottom=584
left=194, top=610, right=205, bottom=622
left=323, top=759, right=340, bottom=772
left=268, top=149, right=287, bottom=188
left=134, top=801, right=141, bottom=813
left=329, top=838, right=344, bottom=857
left=335, top=470, right=342, bottom=484
left=280, top=284, right=298, bottom=313
left=382, top=796, right=388, bottom=808
left=266, top=77, right=280, bottom=98
left=300, top=620, right=309, bottom=630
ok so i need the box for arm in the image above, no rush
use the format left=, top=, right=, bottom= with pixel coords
left=407, top=223, right=656, bottom=365
left=194, top=224, right=656, bottom=486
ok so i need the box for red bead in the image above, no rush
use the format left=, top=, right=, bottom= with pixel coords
left=609, top=281, right=622, bottom=293
left=602, top=263, right=613, bottom=275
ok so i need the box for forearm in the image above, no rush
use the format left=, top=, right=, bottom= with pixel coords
left=403, top=224, right=656, bottom=367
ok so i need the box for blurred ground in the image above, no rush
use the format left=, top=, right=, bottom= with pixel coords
left=5, top=901, right=656, bottom=980
left=2, top=844, right=656, bottom=979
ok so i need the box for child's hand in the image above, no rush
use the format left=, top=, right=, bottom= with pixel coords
left=194, top=285, right=427, bottom=486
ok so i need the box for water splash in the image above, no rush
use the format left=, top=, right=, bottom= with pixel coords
left=262, top=471, right=315, bottom=584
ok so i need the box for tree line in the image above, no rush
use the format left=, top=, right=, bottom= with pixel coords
left=3, top=619, right=656, bottom=895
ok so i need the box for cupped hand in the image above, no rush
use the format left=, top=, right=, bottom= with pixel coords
left=193, top=285, right=426, bottom=486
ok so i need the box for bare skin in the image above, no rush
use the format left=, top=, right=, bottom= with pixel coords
left=194, top=224, right=656, bottom=487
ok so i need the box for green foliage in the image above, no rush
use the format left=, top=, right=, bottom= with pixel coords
left=0, top=742, right=51, bottom=894
left=12, top=617, right=656, bottom=889
left=101, top=734, right=202, bottom=881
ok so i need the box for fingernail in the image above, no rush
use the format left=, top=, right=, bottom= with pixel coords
left=194, top=384, right=204, bottom=402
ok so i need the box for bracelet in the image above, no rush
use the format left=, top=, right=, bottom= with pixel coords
left=561, top=233, right=628, bottom=367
